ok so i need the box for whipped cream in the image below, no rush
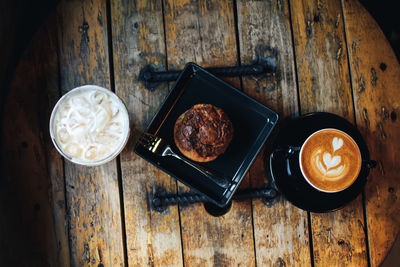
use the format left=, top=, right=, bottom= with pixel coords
left=50, top=85, right=129, bottom=165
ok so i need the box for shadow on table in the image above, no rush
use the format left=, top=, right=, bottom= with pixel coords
left=360, top=0, right=400, bottom=60
left=381, top=232, right=400, bottom=267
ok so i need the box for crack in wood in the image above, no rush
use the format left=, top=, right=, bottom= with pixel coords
left=337, top=239, right=353, bottom=261
left=335, top=13, right=340, bottom=28
left=275, top=257, right=286, bottom=267
left=130, top=93, right=151, bottom=107
left=371, top=67, right=377, bottom=86
left=97, top=10, right=103, bottom=27
left=82, top=243, right=90, bottom=263
left=380, top=105, right=389, bottom=121
left=378, top=161, right=385, bottom=176
left=362, top=108, right=370, bottom=129
left=306, top=18, right=312, bottom=37
left=336, top=41, right=343, bottom=61
left=376, top=122, right=387, bottom=140
left=358, top=74, right=366, bottom=93
left=358, top=219, right=367, bottom=236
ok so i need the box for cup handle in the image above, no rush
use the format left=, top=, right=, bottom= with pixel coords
left=269, top=146, right=302, bottom=183
left=268, top=146, right=300, bottom=192
left=271, top=146, right=301, bottom=159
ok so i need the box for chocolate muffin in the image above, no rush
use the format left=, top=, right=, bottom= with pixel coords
left=174, top=104, right=234, bottom=162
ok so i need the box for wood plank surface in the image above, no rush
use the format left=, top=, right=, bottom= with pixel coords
left=163, top=0, right=255, bottom=266
left=56, top=0, right=125, bottom=265
left=111, top=0, right=184, bottom=266
left=289, top=0, right=368, bottom=266
left=342, top=0, right=400, bottom=266
left=236, top=0, right=311, bottom=266
left=1, top=14, right=69, bottom=266
left=3, top=0, right=400, bottom=266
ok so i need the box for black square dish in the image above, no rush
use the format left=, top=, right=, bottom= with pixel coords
left=134, top=63, right=278, bottom=207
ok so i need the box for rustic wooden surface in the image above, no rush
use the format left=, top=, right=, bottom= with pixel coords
left=1, top=0, right=399, bottom=266
left=2, top=14, right=69, bottom=266
left=56, top=0, right=125, bottom=266
left=163, top=1, right=255, bottom=266
left=343, top=0, right=400, bottom=266
left=289, top=0, right=368, bottom=266
left=237, top=0, right=311, bottom=266
left=111, top=0, right=183, bottom=266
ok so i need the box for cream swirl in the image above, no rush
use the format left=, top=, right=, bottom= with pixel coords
left=314, top=137, right=345, bottom=179
left=51, top=86, right=129, bottom=164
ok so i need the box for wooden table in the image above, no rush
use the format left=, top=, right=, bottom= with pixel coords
left=2, top=0, right=400, bottom=266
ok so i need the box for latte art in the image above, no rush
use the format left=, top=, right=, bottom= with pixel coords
left=332, top=137, right=343, bottom=151
left=314, top=138, right=345, bottom=178
left=300, top=129, right=361, bottom=192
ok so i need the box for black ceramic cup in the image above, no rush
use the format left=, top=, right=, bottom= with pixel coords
left=267, top=112, right=376, bottom=212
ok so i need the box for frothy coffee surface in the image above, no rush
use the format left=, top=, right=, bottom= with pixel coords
left=52, top=87, right=129, bottom=164
left=300, top=129, right=361, bottom=192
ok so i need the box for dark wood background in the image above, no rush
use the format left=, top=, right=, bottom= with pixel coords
left=1, top=0, right=399, bottom=266
left=0, top=2, right=58, bottom=265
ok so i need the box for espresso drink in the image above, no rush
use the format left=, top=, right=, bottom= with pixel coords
left=299, top=128, right=361, bottom=192
left=50, top=85, right=129, bottom=165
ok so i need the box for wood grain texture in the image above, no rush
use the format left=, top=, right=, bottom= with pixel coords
left=1, top=14, right=70, bottom=266
left=289, top=0, right=368, bottom=265
left=164, top=0, right=255, bottom=266
left=111, top=0, right=184, bottom=266
left=38, top=17, right=71, bottom=267
left=237, top=0, right=311, bottom=266
left=56, top=0, right=125, bottom=265
left=342, top=0, right=400, bottom=266
left=290, top=0, right=354, bottom=117
left=3, top=0, right=400, bottom=266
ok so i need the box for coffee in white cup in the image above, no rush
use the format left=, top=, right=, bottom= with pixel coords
left=49, top=85, right=130, bottom=166
left=299, top=128, right=361, bottom=193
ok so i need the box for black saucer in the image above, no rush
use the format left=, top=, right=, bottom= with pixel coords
left=268, top=112, right=373, bottom=212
